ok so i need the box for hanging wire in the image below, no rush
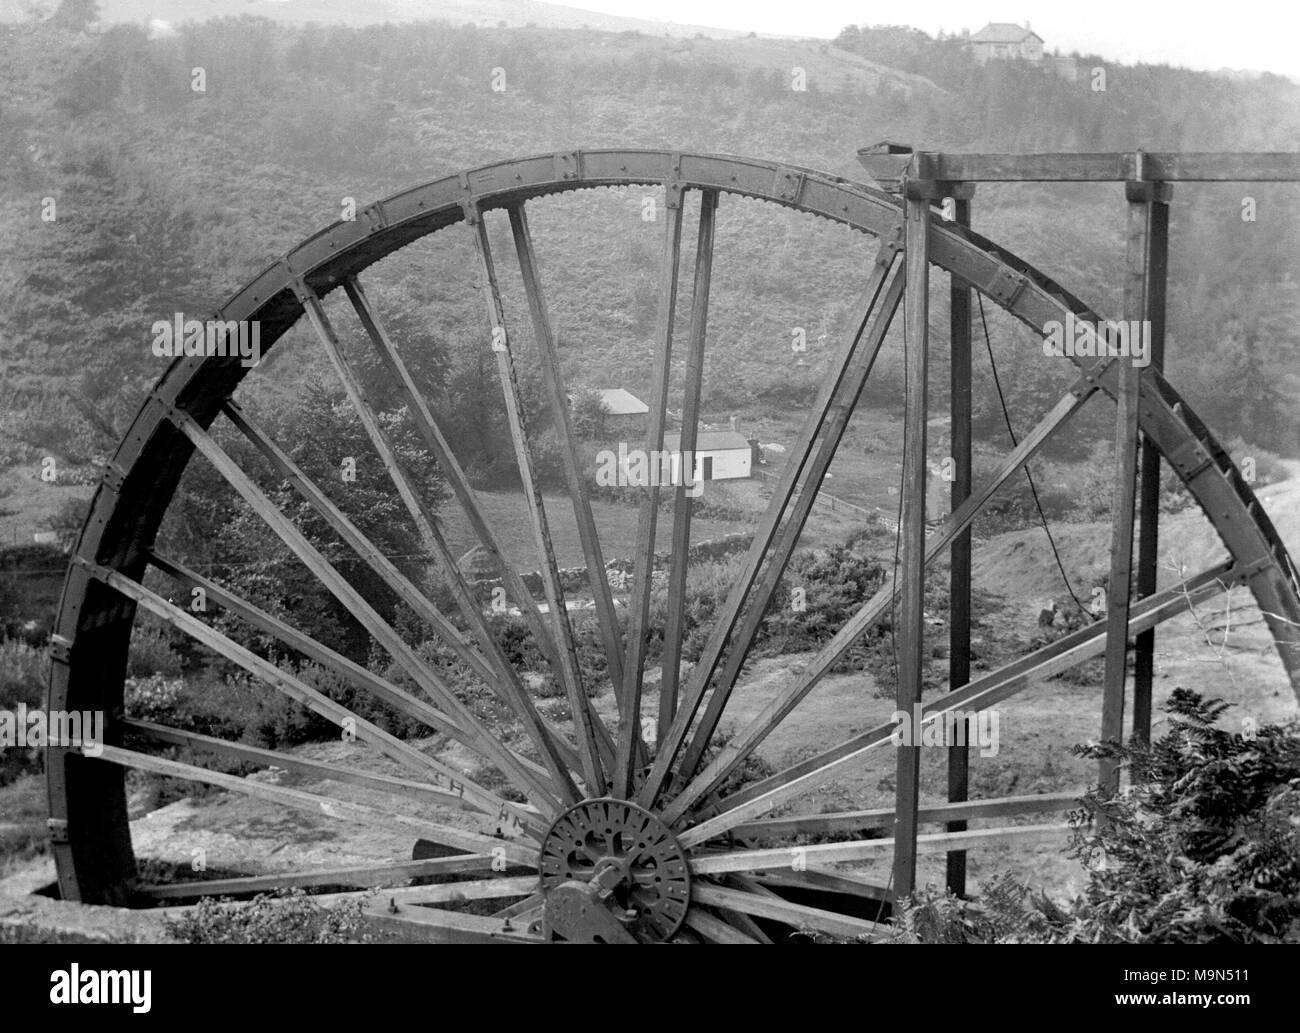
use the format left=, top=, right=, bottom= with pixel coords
left=976, top=293, right=1094, bottom=620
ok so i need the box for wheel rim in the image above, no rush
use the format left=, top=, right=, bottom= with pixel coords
left=46, top=150, right=1300, bottom=936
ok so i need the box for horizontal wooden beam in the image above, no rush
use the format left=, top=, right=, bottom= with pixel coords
left=729, top=792, right=1078, bottom=839
left=689, top=824, right=1070, bottom=876
left=858, top=149, right=1300, bottom=183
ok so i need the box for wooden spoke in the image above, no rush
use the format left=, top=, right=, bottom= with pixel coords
left=89, top=744, right=538, bottom=865
left=493, top=893, right=543, bottom=920
left=658, top=188, right=719, bottom=743
left=664, top=259, right=906, bottom=803
left=150, top=553, right=465, bottom=743
left=170, top=406, right=561, bottom=816
left=342, top=874, right=537, bottom=908
left=151, top=552, right=578, bottom=787
left=467, top=207, right=609, bottom=792
left=124, top=719, right=472, bottom=808
left=507, top=202, right=627, bottom=699
left=689, top=825, right=1069, bottom=876
left=613, top=186, right=686, bottom=798
left=662, top=369, right=1105, bottom=821
left=637, top=231, right=904, bottom=808
left=752, top=867, right=889, bottom=907
left=675, top=560, right=1245, bottom=847
left=293, top=277, right=582, bottom=804
left=729, top=792, right=1078, bottom=840
left=82, top=559, right=539, bottom=835
left=689, top=882, right=884, bottom=940
left=681, top=908, right=762, bottom=944
left=343, top=274, right=567, bottom=680
left=138, top=854, right=497, bottom=900
left=363, top=901, right=543, bottom=943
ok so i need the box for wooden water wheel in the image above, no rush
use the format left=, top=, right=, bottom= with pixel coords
left=46, top=149, right=1300, bottom=942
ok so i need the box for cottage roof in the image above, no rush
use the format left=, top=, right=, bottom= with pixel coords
left=597, top=388, right=650, bottom=415
left=970, top=23, right=1043, bottom=44
left=663, top=430, right=752, bottom=452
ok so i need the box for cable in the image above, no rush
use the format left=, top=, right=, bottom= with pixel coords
left=976, top=294, right=1093, bottom=620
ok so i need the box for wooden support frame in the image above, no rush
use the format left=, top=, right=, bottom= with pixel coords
left=1131, top=183, right=1172, bottom=745
left=858, top=148, right=1300, bottom=184
left=893, top=177, right=934, bottom=899
left=1099, top=181, right=1166, bottom=795
left=946, top=189, right=973, bottom=897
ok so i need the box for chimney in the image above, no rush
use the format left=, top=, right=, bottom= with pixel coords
left=1025, top=20, right=1031, bottom=30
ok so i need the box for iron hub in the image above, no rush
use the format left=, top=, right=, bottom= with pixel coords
left=539, top=797, right=691, bottom=942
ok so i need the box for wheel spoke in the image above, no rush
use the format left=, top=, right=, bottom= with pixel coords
left=675, top=560, right=1246, bottom=847
left=170, top=406, right=561, bottom=815
left=507, top=201, right=628, bottom=700
left=638, top=230, right=904, bottom=808
left=663, top=367, right=1104, bottom=820
left=689, top=825, right=1068, bottom=876
left=688, top=882, right=883, bottom=939
left=149, top=552, right=579, bottom=786
left=343, top=275, right=568, bottom=682
left=614, top=186, right=685, bottom=797
left=681, top=908, right=762, bottom=943
left=468, top=207, right=609, bottom=792
left=81, top=559, right=540, bottom=835
left=658, top=188, right=719, bottom=743
left=137, top=854, right=498, bottom=900
left=125, top=719, right=472, bottom=808
left=665, top=257, right=905, bottom=805
left=728, top=791, right=1077, bottom=839
left=294, top=277, right=582, bottom=804
left=89, top=744, right=539, bottom=865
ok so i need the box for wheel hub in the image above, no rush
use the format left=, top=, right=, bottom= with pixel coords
left=539, top=798, right=690, bottom=942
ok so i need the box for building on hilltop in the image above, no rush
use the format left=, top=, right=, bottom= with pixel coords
left=967, top=22, right=1044, bottom=64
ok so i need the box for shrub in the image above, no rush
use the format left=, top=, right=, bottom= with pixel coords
left=890, top=690, right=1300, bottom=943
left=165, top=889, right=374, bottom=943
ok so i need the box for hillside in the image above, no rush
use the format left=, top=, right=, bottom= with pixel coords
left=1, top=9, right=1298, bottom=549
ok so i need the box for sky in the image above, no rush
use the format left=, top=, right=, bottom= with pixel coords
left=567, top=0, right=1300, bottom=78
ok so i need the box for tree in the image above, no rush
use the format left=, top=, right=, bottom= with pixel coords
left=570, top=388, right=609, bottom=440
left=48, top=0, right=98, bottom=31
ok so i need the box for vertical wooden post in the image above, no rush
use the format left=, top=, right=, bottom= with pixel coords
left=1100, top=168, right=1161, bottom=795
left=1131, top=182, right=1171, bottom=746
left=894, top=172, right=932, bottom=900
left=945, top=188, right=973, bottom=896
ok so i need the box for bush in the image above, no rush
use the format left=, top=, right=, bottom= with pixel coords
left=890, top=690, right=1300, bottom=943
left=165, top=889, right=374, bottom=943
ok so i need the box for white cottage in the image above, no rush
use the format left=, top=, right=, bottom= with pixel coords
left=663, top=430, right=753, bottom=483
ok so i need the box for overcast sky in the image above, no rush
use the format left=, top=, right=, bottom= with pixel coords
left=572, top=0, right=1300, bottom=78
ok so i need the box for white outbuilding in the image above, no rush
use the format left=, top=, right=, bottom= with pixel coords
left=663, top=430, right=753, bottom=482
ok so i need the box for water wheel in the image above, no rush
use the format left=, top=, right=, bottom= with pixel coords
left=46, top=150, right=1300, bottom=942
